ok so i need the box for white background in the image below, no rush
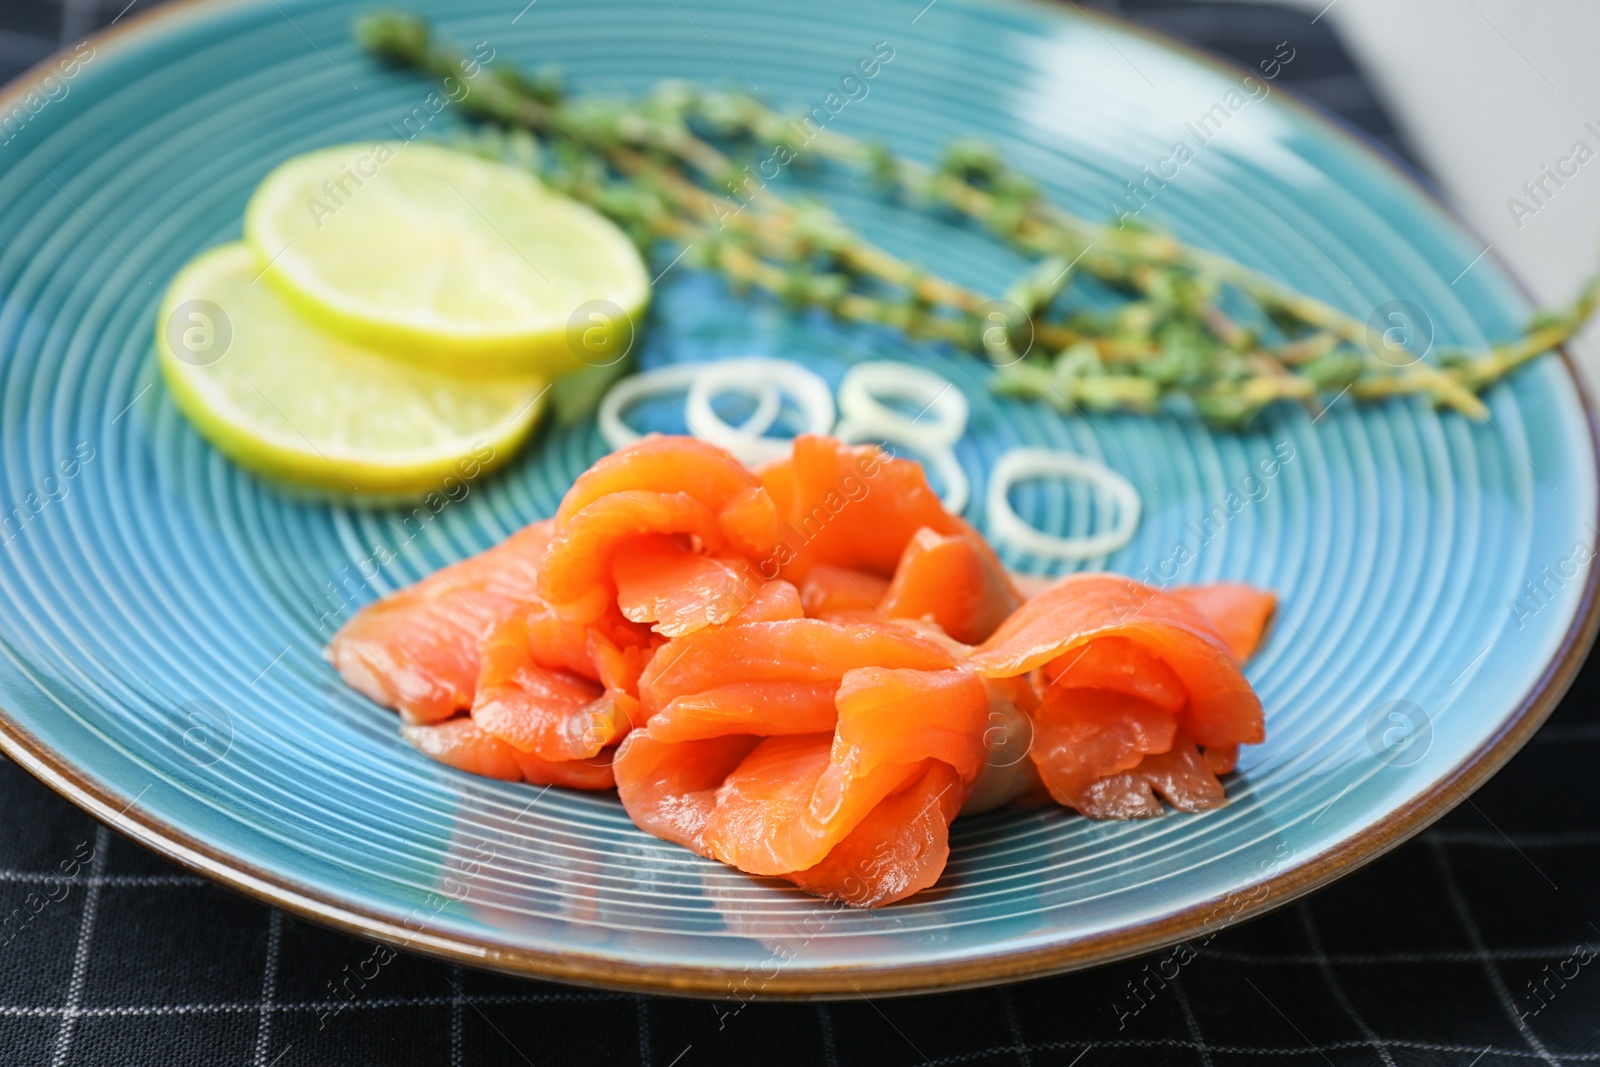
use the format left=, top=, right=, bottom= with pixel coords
left=1299, top=0, right=1600, bottom=390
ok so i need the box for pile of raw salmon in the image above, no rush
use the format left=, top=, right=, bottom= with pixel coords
left=330, top=435, right=1273, bottom=906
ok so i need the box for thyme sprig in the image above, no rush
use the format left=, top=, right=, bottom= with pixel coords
left=357, top=13, right=1596, bottom=429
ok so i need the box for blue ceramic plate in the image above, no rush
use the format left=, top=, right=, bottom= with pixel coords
left=0, top=0, right=1594, bottom=996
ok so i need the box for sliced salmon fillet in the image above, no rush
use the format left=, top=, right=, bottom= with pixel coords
left=730, top=579, right=805, bottom=623
left=799, top=564, right=890, bottom=622
left=539, top=490, right=724, bottom=624
left=613, top=534, right=760, bottom=637
left=1169, top=582, right=1277, bottom=662
left=555, top=435, right=757, bottom=526
left=832, top=666, right=990, bottom=782
left=612, top=731, right=761, bottom=853
left=718, top=485, right=781, bottom=561
left=337, top=435, right=1277, bottom=897
left=638, top=617, right=955, bottom=714
left=759, top=435, right=962, bottom=581
left=879, top=527, right=1022, bottom=645
left=615, top=618, right=989, bottom=898
left=700, top=736, right=923, bottom=875
left=648, top=682, right=840, bottom=743
left=1029, top=688, right=1179, bottom=803
left=886, top=617, right=1045, bottom=816
left=973, top=573, right=1266, bottom=819
left=784, top=760, right=964, bottom=907
left=1067, top=733, right=1227, bottom=819
left=697, top=665, right=986, bottom=876
left=972, top=573, right=1264, bottom=748
left=327, top=521, right=554, bottom=724
left=1042, top=637, right=1187, bottom=713
left=402, top=716, right=618, bottom=790
left=470, top=613, right=627, bottom=762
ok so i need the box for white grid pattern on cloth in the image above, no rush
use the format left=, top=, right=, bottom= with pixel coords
left=1296, top=904, right=1397, bottom=1067
left=253, top=911, right=283, bottom=1067
left=817, top=1003, right=841, bottom=1067
left=48, top=825, right=109, bottom=1067
left=0, top=682, right=1591, bottom=1067
left=1429, top=838, right=1561, bottom=1067
left=449, top=963, right=464, bottom=1067
left=1169, top=978, right=1213, bottom=1067
left=997, top=987, right=1033, bottom=1067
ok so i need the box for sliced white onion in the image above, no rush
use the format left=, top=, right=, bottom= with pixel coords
left=985, top=447, right=1141, bottom=560
left=685, top=357, right=835, bottom=466
left=838, top=361, right=969, bottom=450
left=833, top=417, right=969, bottom=514
left=598, top=362, right=780, bottom=453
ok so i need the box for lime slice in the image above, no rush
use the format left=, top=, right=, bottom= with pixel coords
left=157, top=242, right=547, bottom=496
left=244, top=142, right=649, bottom=376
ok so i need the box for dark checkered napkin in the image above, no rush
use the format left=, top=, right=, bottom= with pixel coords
left=0, top=1, right=1582, bottom=1064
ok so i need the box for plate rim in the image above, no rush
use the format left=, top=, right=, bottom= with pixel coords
left=0, top=0, right=1596, bottom=999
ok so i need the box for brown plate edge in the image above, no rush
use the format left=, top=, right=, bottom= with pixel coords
left=0, top=0, right=1596, bottom=1000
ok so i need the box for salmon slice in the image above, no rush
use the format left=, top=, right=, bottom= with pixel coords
left=730, top=579, right=805, bottom=623
left=759, top=435, right=962, bottom=581
left=1066, top=733, right=1227, bottom=819
left=883, top=618, right=1045, bottom=815
left=785, top=760, right=964, bottom=906
left=1204, top=744, right=1240, bottom=775
left=638, top=617, right=955, bottom=714
left=554, top=435, right=756, bottom=526
left=648, top=682, right=839, bottom=742
left=879, top=527, right=1022, bottom=645
left=1170, top=583, right=1277, bottom=662
left=327, top=521, right=554, bottom=724
left=1042, top=637, right=1187, bottom=713
left=973, top=574, right=1268, bottom=819
left=470, top=614, right=625, bottom=762
left=620, top=660, right=987, bottom=885
left=971, top=573, right=1264, bottom=748
left=701, top=735, right=925, bottom=875
left=799, top=565, right=890, bottom=622
left=832, top=666, right=990, bottom=783
left=613, top=534, right=759, bottom=637
left=718, top=485, right=781, bottom=561
left=613, top=731, right=761, bottom=854
left=402, top=716, right=618, bottom=790
left=1029, top=688, right=1178, bottom=803
left=538, top=490, right=724, bottom=624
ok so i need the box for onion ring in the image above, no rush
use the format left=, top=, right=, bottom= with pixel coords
left=685, top=357, right=835, bottom=466
left=985, top=447, right=1141, bottom=559
left=838, top=361, right=969, bottom=450
left=598, top=362, right=780, bottom=453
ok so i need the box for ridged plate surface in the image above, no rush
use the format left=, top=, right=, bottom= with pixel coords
left=0, top=0, right=1594, bottom=995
